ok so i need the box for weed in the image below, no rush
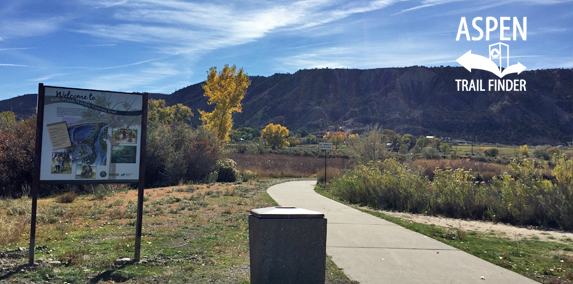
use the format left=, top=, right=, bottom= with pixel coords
left=56, top=192, right=77, bottom=203
left=124, top=201, right=137, bottom=218
left=88, top=203, right=107, bottom=220
left=185, top=185, right=196, bottom=193
left=5, top=197, right=30, bottom=216
left=93, top=185, right=114, bottom=200
left=109, top=207, right=125, bottom=219
left=223, top=187, right=236, bottom=196
left=165, top=196, right=181, bottom=204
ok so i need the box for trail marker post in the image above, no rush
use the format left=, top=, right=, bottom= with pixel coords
left=318, top=142, right=333, bottom=188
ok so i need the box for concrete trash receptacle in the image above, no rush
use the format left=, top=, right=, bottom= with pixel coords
left=249, top=206, right=327, bottom=284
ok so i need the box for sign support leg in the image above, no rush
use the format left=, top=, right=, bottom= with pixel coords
left=324, top=150, right=327, bottom=188
left=29, top=83, right=45, bottom=266
left=134, top=92, right=148, bottom=262
left=134, top=182, right=144, bottom=262
left=28, top=183, right=38, bottom=266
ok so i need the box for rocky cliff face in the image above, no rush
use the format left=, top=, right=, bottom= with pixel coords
left=3, top=67, right=572, bottom=145
left=166, top=67, right=572, bottom=144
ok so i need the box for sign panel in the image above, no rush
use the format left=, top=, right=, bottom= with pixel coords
left=318, top=142, right=333, bottom=150
left=39, top=86, right=144, bottom=182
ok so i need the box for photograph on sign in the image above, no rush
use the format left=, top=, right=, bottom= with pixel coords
left=39, top=86, right=144, bottom=182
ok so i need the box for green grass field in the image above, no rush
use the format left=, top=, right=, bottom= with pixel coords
left=454, top=144, right=573, bottom=157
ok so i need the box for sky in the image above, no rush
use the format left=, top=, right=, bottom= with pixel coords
left=0, top=0, right=571, bottom=100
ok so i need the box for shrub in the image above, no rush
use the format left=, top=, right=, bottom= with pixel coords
left=0, top=115, right=36, bottom=197
left=328, top=156, right=573, bottom=230
left=533, top=145, right=551, bottom=160
left=547, top=147, right=561, bottom=159
left=241, top=170, right=258, bottom=182
left=422, top=147, right=441, bottom=159
left=520, top=145, right=529, bottom=157
left=145, top=121, right=220, bottom=187
left=56, top=192, right=77, bottom=203
left=216, top=159, right=241, bottom=182
left=484, top=148, right=499, bottom=157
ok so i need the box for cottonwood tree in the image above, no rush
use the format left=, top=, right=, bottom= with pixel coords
left=199, top=65, right=251, bottom=143
left=261, top=123, right=290, bottom=149
left=323, top=131, right=347, bottom=149
left=148, top=99, right=193, bottom=124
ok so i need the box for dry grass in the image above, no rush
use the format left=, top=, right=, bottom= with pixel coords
left=0, top=181, right=356, bottom=283
left=229, top=153, right=353, bottom=178
left=316, top=167, right=342, bottom=183
left=411, top=159, right=511, bottom=181
left=0, top=213, right=28, bottom=246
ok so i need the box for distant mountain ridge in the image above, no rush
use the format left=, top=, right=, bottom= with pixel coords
left=2, top=67, right=572, bottom=145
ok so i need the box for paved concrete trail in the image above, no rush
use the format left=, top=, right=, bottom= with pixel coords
left=267, top=180, right=538, bottom=284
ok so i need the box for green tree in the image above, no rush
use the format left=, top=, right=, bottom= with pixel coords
left=199, top=65, right=251, bottom=143
left=439, top=143, right=452, bottom=155
left=0, top=111, right=17, bottom=132
left=261, top=123, right=290, bottom=149
left=347, top=125, right=386, bottom=163
left=401, top=133, right=416, bottom=150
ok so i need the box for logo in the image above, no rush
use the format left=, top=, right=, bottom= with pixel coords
left=455, top=16, right=527, bottom=92
left=457, top=43, right=526, bottom=78
left=100, top=171, right=107, bottom=177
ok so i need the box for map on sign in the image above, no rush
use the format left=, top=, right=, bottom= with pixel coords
left=68, top=122, right=109, bottom=166
left=39, top=86, right=144, bottom=182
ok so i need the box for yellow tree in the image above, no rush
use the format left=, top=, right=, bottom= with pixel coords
left=199, top=65, right=251, bottom=143
left=148, top=99, right=193, bottom=124
left=261, top=123, right=290, bottom=149
left=323, top=131, right=347, bottom=149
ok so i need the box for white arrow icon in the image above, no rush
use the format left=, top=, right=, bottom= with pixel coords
left=456, top=50, right=526, bottom=78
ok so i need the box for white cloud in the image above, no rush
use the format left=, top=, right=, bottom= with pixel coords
left=76, top=0, right=401, bottom=56
left=0, top=47, right=33, bottom=51
left=78, top=43, right=117, bottom=47
left=0, top=63, right=28, bottom=67
left=0, top=17, right=66, bottom=39
left=393, top=0, right=466, bottom=15
left=80, top=62, right=182, bottom=92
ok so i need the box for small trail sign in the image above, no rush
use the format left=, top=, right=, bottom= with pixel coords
left=318, top=142, right=333, bottom=150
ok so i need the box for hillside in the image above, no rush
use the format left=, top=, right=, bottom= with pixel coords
left=2, top=67, right=572, bottom=145
left=166, top=67, right=573, bottom=145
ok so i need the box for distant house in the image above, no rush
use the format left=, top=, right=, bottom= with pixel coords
left=425, top=136, right=439, bottom=141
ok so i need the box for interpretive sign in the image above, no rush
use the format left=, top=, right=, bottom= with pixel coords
left=29, top=84, right=148, bottom=265
left=318, top=142, right=333, bottom=150
left=39, top=86, right=145, bottom=182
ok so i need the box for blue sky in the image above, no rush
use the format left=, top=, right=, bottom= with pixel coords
left=0, top=0, right=571, bottom=100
